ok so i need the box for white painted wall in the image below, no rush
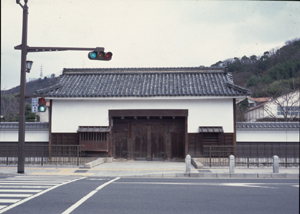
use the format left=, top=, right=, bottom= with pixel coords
left=245, top=106, right=265, bottom=122
left=245, top=91, right=300, bottom=121
left=51, top=98, right=234, bottom=133
left=0, top=130, right=49, bottom=142
left=237, top=129, right=300, bottom=142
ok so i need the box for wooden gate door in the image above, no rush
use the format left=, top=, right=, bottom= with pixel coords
left=151, top=124, right=165, bottom=159
left=114, top=132, right=128, bottom=158
left=133, top=124, right=148, bottom=159
left=171, top=132, right=184, bottom=159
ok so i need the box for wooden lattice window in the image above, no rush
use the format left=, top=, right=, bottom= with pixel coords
left=77, top=126, right=111, bottom=151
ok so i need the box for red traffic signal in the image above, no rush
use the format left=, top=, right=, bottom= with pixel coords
left=88, top=51, right=112, bottom=61
left=39, top=98, right=46, bottom=105
left=38, top=98, right=46, bottom=112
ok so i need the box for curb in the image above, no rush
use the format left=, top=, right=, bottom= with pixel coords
left=121, top=173, right=299, bottom=179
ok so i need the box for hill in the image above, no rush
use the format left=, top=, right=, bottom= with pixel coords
left=211, top=37, right=300, bottom=97
left=2, top=76, right=60, bottom=103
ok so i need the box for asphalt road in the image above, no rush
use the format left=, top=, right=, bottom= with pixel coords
left=1, top=176, right=299, bottom=214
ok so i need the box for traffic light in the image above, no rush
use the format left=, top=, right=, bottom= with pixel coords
left=88, top=51, right=112, bottom=61
left=38, top=98, right=46, bottom=112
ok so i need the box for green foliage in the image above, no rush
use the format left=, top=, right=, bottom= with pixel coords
left=238, top=98, right=249, bottom=112
left=246, top=75, right=262, bottom=87
left=225, top=37, right=300, bottom=97
left=268, top=60, right=300, bottom=81
left=0, top=92, right=19, bottom=121
left=25, top=103, right=38, bottom=122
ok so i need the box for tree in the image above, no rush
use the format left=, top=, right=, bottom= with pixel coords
left=236, top=98, right=249, bottom=121
left=25, top=103, right=38, bottom=122
left=241, top=55, right=250, bottom=64
left=250, top=55, right=257, bottom=63
left=0, top=91, right=19, bottom=121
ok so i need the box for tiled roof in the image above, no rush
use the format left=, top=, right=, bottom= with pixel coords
left=0, top=122, right=49, bottom=130
left=248, top=97, right=271, bottom=103
left=35, top=67, right=251, bottom=98
left=236, top=122, right=300, bottom=129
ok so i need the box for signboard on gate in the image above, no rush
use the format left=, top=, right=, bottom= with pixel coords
left=32, top=98, right=38, bottom=113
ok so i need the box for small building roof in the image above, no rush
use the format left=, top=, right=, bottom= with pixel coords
left=236, top=122, right=300, bottom=129
left=248, top=97, right=271, bottom=103
left=35, top=67, right=251, bottom=98
left=0, top=122, right=49, bottom=131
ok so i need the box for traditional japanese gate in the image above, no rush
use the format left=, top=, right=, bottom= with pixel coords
left=110, top=110, right=187, bottom=160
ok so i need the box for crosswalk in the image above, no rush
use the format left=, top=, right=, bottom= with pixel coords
left=0, top=176, right=84, bottom=213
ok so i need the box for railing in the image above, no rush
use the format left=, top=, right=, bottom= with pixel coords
left=0, top=145, right=97, bottom=166
left=201, top=145, right=299, bottom=167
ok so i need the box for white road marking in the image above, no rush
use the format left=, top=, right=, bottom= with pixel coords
left=0, top=177, right=86, bottom=214
left=0, top=199, right=20, bottom=203
left=62, top=177, right=120, bottom=214
left=0, top=190, right=41, bottom=193
left=0, top=206, right=7, bottom=210
left=1, top=181, right=63, bottom=184
left=0, top=194, right=33, bottom=197
left=0, top=185, right=52, bottom=188
left=220, top=183, right=274, bottom=188
left=0, top=182, right=58, bottom=185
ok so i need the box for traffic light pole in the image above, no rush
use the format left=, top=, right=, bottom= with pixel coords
left=15, top=0, right=105, bottom=174
left=14, top=45, right=104, bottom=53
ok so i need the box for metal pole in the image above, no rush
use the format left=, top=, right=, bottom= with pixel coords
left=17, top=1, right=28, bottom=174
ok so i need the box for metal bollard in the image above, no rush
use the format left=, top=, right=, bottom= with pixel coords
left=186, top=154, right=191, bottom=173
left=229, top=155, right=235, bottom=173
left=273, top=155, right=279, bottom=173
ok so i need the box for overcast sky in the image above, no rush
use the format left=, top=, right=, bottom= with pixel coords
left=1, top=0, right=300, bottom=90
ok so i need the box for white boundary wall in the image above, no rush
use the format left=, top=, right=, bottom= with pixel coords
left=0, top=130, right=49, bottom=142
left=51, top=98, right=234, bottom=133
left=237, top=129, right=299, bottom=142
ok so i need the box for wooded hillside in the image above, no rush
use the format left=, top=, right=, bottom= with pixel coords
left=213, top=38, right=300, bottom=97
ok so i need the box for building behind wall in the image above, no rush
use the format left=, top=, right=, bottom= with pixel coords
left=34, top=67, right=251, bottom=160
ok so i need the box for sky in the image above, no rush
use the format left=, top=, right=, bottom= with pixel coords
left=1, top=0, right=300, bottom=90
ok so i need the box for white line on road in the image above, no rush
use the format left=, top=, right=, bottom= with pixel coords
left=0, top=182, right=59, bottom=185
left=62, top=177, right=120, bottom=214
left=1, top=181, right=63, bottom=183
left=0, top=206, right=6, bottom=210
left=0, top=194, right=33, bottom=197
left=0, top=190, right=41, bottom=193
left=0, top=186, right=52, bottom=189
left=0, top=199, right=20, bottom=203
left=0, top=177, right=86, bottom=214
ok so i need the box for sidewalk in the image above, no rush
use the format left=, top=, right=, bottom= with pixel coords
left=0, top=161, right=299, bottom=178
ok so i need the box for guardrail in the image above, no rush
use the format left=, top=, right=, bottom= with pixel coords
left=0, top=145, right=96, bottom=166
left=201, top=145, right=299, bottom=167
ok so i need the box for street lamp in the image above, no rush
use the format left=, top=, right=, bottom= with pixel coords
left=26, top=60, right=33, bottom=73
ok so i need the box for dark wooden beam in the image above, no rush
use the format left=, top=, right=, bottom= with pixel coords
left=109, top=109, right=188, bottom=117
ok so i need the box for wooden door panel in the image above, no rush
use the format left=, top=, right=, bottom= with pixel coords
left=151, top=124, right=165, bottom=159
left=133, top=124, right=148, bottom=159
left=171, top=132, right=184, bottom=159
left=114, top=132, right=127, bottom=158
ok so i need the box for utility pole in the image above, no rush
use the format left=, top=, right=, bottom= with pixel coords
left=17, top=0, right=29, bottom=174
left=15, top=0, right=111, bottom=174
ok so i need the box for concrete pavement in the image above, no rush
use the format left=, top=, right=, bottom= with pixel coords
left=0, top=160, right=299, bottom=178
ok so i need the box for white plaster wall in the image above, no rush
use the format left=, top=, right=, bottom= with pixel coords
left=237, top=130, right=300, bottom=142
left=52, top=98, right=234, bottom=133
left=0, top=130, right=49, bottom=142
